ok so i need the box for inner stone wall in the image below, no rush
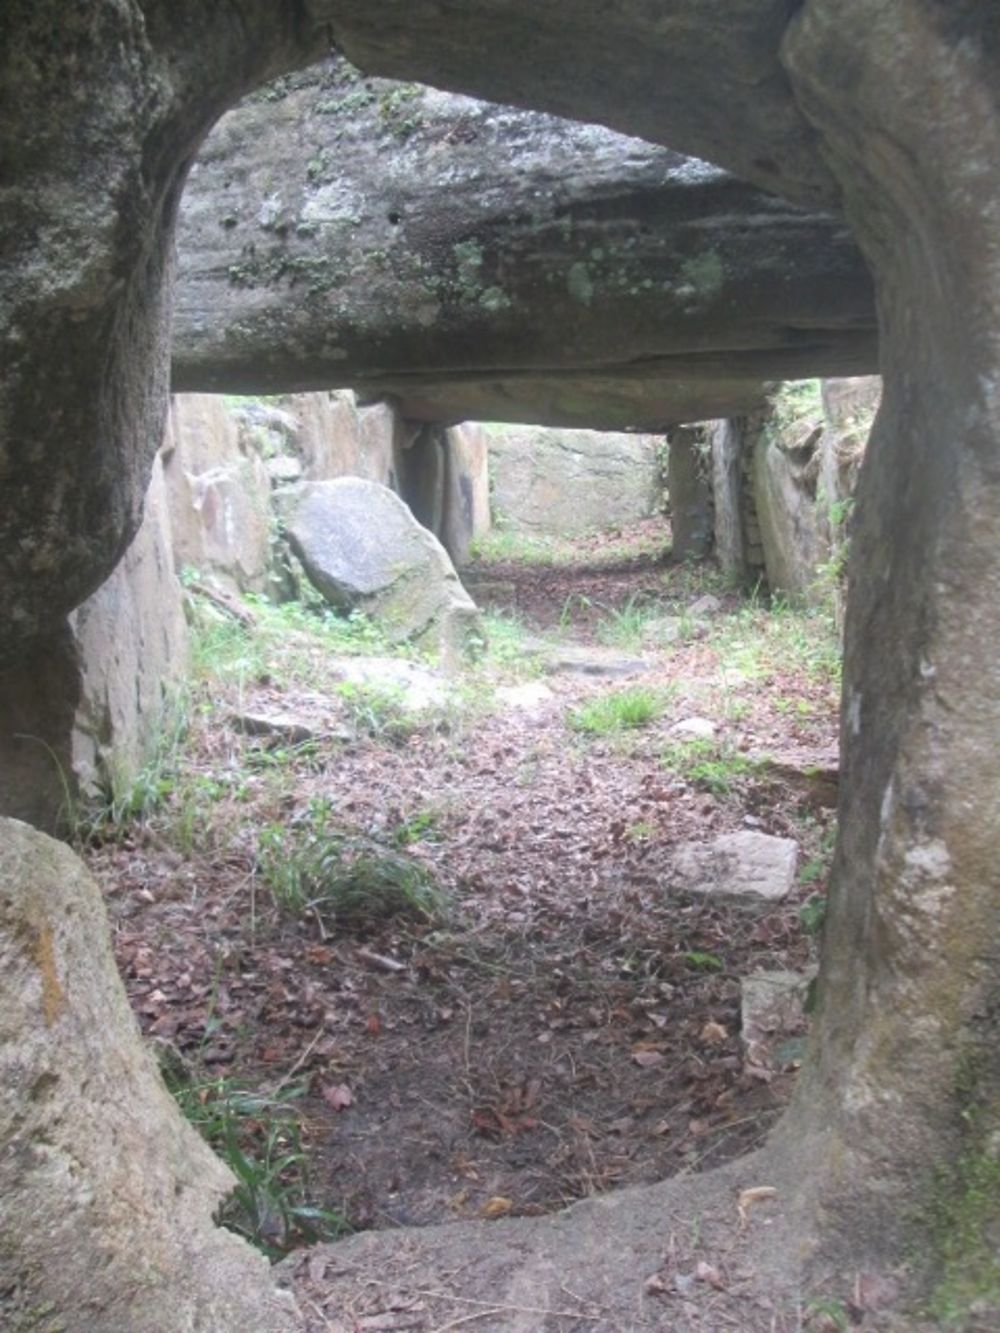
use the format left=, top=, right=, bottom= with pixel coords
left=486, top=424, right=663, bottom=535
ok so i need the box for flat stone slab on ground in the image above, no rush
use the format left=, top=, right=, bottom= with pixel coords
left=670, top=716, right=717, bottom=739
left=671, top=830, right=798, bottom=903
left=495, top=681, right=555, bottom=711
left=230, top=710, right=320, bottom=744
left=330, top=656, right=452, bottom=713
left=540, top=644, right=651, bottom=678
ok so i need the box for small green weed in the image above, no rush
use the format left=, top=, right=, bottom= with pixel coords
left=390, top=808, right=441, bottom=847
left=595, top=593, right=679, bottom=651
left=168, top=1074, right=348, bottom=1259
left=804, top=1296, right=851, bottom=1331
left=569, top=687, right=665, bottom=736
left=471, top=609, right=541, bottom=677
left=77, top=699, right=189, bottom=844
left=682, top=950, right=724, bottom=972
left=660, top=736, right=757, bottom=796
left=336, top=680, right=416, bottom=742
left=798, top=896, right=827, bottom=937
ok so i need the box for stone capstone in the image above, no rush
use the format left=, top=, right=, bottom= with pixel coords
left=284, top=478, right=482, bottom=660
left=671, top=831, right=798, bottom=904
left=0, top=817, right=299, bottom=1332
left=171, top=57, right=876, bottom=431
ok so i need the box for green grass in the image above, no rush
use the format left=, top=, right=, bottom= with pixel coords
left=660, top=735, right=759, bottom=796
left=167, top=1073, right=348, bottom=1259
left=703, top=596, right=841, bottom=688
left=258, top=806, right=450, bottom=929
left=470, top=524, right=667, bottom=570
left=188, top=588, right=397, bottom=690
left=595, top=593, right=684, bottom=652
left=568, top=686, right=665, bottom=736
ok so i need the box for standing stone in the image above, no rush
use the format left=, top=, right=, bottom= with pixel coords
left=0, top=818, right=299, bottom=1332
left=160, top=394, right=272, bottom=593
left=288, top=390, right=365, bottom=480
left=441, top=422, right=492, bottom=567
left=667, top=425, right=714, bottom=561
left=395, top=424, right=446, bottom=536
left=0, top=458, right=188, bottom=832
left=752, top=415, right=825, bottom=602
left=780, top=0, right=1000, bottom=1287
left=285, top=478, right=481, bottom=662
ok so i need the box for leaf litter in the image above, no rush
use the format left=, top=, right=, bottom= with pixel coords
left=86, top=522, right=839, bottom=1261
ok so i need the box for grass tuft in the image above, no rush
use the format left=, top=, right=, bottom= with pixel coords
left=568, top=686, right=665, bottom=736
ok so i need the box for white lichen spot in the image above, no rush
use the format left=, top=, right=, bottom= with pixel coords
left=847, top=689, right=863, bottom=736
left=880, top=778, right=895, bottom=829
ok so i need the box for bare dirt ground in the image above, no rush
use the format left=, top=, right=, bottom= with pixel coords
left=85, top=522, right=843, bottom=1323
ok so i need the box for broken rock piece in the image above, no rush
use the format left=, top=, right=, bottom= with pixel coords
left=671, top=830, right=798, bottom=904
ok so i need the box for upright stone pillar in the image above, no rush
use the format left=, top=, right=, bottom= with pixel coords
left=667, top=426, right=714, bottom=561
left=779, top=2, right=1000, bottom=1302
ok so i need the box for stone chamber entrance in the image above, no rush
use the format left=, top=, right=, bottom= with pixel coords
left=2, top=4, right=999, bottom=1332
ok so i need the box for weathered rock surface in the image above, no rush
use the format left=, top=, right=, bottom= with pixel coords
left=440, top=422, right=491, bottom=567
left=540, top=646, right=651, bottom=679
left=0, top=458, right=188, bottom=832
left=741, top=969, right=815, bottom=1072
left=285, top=392, right=401, bottom=487
left=0, top=817, right=298, bottom=1332
left=486, top=425, right=662, bottom=534
left=672, top=831, right=798, bottom=904
left=777, top=0, right=1000, bottom=1277
left=285, top=478, right=481, bottom=660
left=161, top=395, right=273, bottom=593
left=172, top=59, right=876, bottom=431
left=708, top=377, right=879, bottom=600
left=752, top=413, right=825, bottom=601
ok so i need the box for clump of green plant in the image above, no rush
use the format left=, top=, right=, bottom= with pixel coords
left=167, top=1074, right=348, bottom=1259
left=186, top=583, right=396, bottom=692
left=472, top=609, right=542, bottom=677
left=682, top=950, right=724, bottom=972
left=767, top=378, right=823, bottom=439
left=926, top=1141, right=1000, bottom=1326
left=568, top=686, right=665, bottom=736
left=390, top=808, right=441, bottom=847
left=76, top=698, right=190, bottom=844
left=336, top=679, right=417, bottom=741
left=660, top=735, right=758, bottom=795
left=259, top=806, right=450, bottom=929
left=595, top=593, right=658, bottom=650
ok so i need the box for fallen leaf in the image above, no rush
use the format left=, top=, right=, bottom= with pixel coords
left=365, top=1013, right=382, bottom=1036
left=322, top=1082, right=353, bottom=1111
left=695, top=1260, right=724, bottom=1289
left=481, top=1196, right=513, bottom=1218
left=700, top=1021, right=728, bottom=1044
left=738, top=1185, right=778, bottom=1226
left=632, top=1049, right=665, bottom=1069
left=643, top=1273, right=668, bottom=1295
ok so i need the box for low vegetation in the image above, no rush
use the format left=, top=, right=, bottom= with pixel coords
left=568, top=686, right=665, bottom=735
